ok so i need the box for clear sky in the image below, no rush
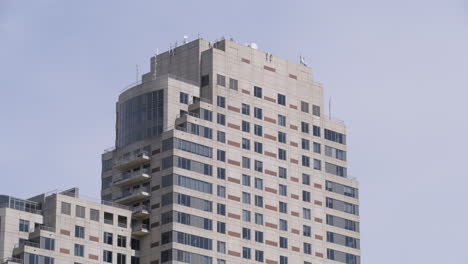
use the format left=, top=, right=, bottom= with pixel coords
left=1, top=0, right=467, bottom=263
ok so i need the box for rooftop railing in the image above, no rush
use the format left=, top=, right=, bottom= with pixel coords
left=1, top=257, right=24, bottom=264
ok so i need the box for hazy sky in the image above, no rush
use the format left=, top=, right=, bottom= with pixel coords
left=1, top=1, right=467, bottom=263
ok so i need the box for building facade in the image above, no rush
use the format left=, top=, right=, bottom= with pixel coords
left=100, top=39, right=360, bottom=264
left=0, top=188, right=139, bottom=264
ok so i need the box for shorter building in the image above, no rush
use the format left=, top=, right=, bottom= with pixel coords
left=0, top=188, right=142, bottom=264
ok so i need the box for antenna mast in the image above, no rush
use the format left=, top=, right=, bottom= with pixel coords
left=136, top=64, right=139, bottom=83
left=329, top=97, right=332, bottom=120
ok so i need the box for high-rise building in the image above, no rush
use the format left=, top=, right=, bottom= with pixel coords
left=0, top=188, right=139, bottom=264
left=101, top=38, right=360, bottom=264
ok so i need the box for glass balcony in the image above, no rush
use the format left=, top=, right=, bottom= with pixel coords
left=114, top=151, right=150, bottom=171
left=114, top=168, right=151, bottom=187
left=115, top=186, right=150, bottom=204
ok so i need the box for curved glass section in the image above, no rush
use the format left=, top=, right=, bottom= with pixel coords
left=117, top=89, right=164, bottom=147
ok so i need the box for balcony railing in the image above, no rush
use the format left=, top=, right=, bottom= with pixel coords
left=121, top=186, right=151, bottom=198
left=133, top=204, right=150, bottom=213
left=34, top=225, right=55, bottom=233
left=114, top=168, right=151, bottom=186
left=114, top=151, right=150, bottom=170
left=1, top=257, right=23, bottom=264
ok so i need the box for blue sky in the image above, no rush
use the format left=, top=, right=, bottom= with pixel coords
left=1, top=0, right=467, bottom=263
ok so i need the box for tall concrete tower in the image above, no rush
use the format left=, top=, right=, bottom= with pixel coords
left=101, top=38, right=360, bottom=264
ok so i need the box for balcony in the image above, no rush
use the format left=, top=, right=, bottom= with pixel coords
left=115, top=151, right=150, bottom=171
left=12, top=241, right=40, bottom=255
left=132, top=204, right=150, bottom=219
left=29, top=225, right=55, bottom=238
left=114, top=168, right=151, bottom=187
left=132, top=223, right=149, bottom=236
left=1, top=258, right=23, bottom=264
left=115, top=186, right=150, bottom=204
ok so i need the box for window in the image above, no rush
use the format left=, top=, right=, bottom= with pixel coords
left=217, top=221, right=226, bottom=234
left=254, top=142, right=263, bottom=154
left=312, top=104, right=320, bottom=116
left=254, top=86, right=262, bottom=98
left=243, top=247, right=251, bottom=259
left=313, top=125, right=321, bottom=137
left=242, top=104, right=250, bottom=115
left=229, top=78, right=238, bottom=90
left=217, top=241, right=226, bottom=254
left=302, top=174, right=310, bottom=185
left=255, top=195, right=263, bottom=207
left=217, top=96, right=225, bottom=108
left=302, top=139, right=310, bottom=150
left=278, top=132, right=286, bottom=143
left=278, top=167, right=287, bottom=179
left=41, top=237, right=55, bottom=251
left=324, top=129, right=346, bottom=144
left=255, top=231, right=264, bottom=243
left=303, top=208, right=311, bottom=220
left=242, top=120, right=250, bottom=132
left=255, top=213, right=263, bottom=225
left=254, top=107, right=263, bottom=119
left=278, top=148, right=286, bottom=160
left=278, top=114, right=286, bottom=126
left=117, top=253, right=126, bottom=264
left=304, top=242, right=312, bottom=254
left=104, top=232, right=113, bottom=245
left=279, top=219, right=288, bottom=231
left=201, top=75, right=210, bottom=87
left=217, top=131, right=226, bottom=143
left=314, top=159, right=322, bottom=170
left=217, top=259, right=226, bottom=264
left=217, top=113, right=225, bottom=125
left=254, top=177, right=263, bottom=190
left=301, top=101, right=309, bottom=113
left=131, top=238, right=140, bottom=251
left=280, top=256, right=288, bottom=264
left=242, top=227, right=251, bottom=240
left=301, top=122, right=309, bottom=133
left=75, top=225, right=85, bottom=238
left=242, top=174, right=251, bottom=186
left=217, top=203, right=226, bottom=216
left=75, top=205, right=85, bottom=218
left=325, top=146, right=347, bottom=161
left=103, top=250, right=113, bottom=263
left=313, top=142, right=321, bottom=153
left=217, top=150, right=226, bottom=162
left=104, top=212, right=113, bottom=225
left=302, top=155, right=310, bottom=167
left=279, top=237, right=288, bottom=248
left=90, top=208, right=99, bottom=221
left=277, top=94, right=286, bottom=105
left=217, top=167, right=226, bottom=180
left=217, top=185, right=226, bottom=198
left=217, top=74, right=226, bottom=86
left=303, top=225, right=311, bottom=237
left=131, top=256, right=140, bottom=264
left=117, top=216, right=126, bottom=228
left=279, top=184, right=287, bottom=196
left=254, top=124, right=263, bottom=136
left=61, top=202, right=71, bottom=215
left=242, top=138, right=250, bottom=150
left=201, top=109, right=212, bottom=121
left=279, top=202, right=287, bottom=213
left=118, top=235, right=127, bottom=248
left=19, top=219, right=29, bottom=232
left=254, top=160, right=263, bottom=172
left=180, top=92, right=189, bottom=104
left=242, top=210, right=251, bottom=222
left=303, top=191, right=311, bottom=202
left=74, top=244, right=84, bottom=257
left=255, top=250, right=264, bottom=262
left=242, top=157, right=251, bottom=169
left=242, top=192, right=251, bottom=204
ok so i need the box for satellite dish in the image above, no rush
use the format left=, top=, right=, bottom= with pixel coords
left=250, top=43, right=258, bottom=50
left=183, top=35, right=188, bottom=44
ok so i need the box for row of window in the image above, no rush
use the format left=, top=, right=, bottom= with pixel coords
left=326, top=197, right=359, bottom=215
left=326, top=180, right=358, bottom=198
left=162, top=174, right=213, bottom=194
left=60, top=201, right=127, bottom=227
left=216, top=73, right=238, bottom=90
left=161, top=248, right=212, bottom=264
left=162, top=137, right=213, bottom=158
left=161, top=210, right=213, bottom=231
left=327, top=231, right=360, bottom=249
left=162, top=192, right=212, bottom=212
left=162, top=230, right=212, bottom=250
left=326, top=214, right=360, bottom=232
left=162, top=156, right=213, bottom=176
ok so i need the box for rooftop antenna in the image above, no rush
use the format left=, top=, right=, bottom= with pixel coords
left=328, top=97, right=332, bottom=120
left=300, top=55, right=307, bottom=66
left=152, top=49, right=159, bottom=80
left=136, top=64, right=139, bottom=83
